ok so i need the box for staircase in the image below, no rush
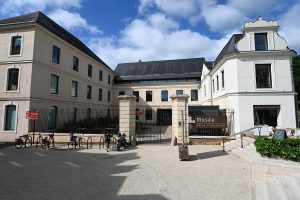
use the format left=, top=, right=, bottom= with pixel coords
left=224, top=135, right=300, bottom=200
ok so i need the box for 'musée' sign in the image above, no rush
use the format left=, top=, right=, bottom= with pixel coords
left=195, top=116, right=227, bottom=129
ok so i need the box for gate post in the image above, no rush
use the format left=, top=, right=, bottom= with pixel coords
left=118, top=95, right=136, bottom=146
left=171, top=94, right=190, bottom=145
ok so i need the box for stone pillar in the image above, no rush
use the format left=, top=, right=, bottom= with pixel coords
left=118, top=95, right=136, bottom=145
left=171, top=94, right=189, bottom=145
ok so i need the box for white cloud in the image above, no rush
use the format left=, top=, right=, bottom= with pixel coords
left=278, top=2, right=300, bottom=51
left=48, top=9, right=101, bottom=34
left=88, top=13, right=230, bottom=68
left=0, top=0, right=82, bottom=16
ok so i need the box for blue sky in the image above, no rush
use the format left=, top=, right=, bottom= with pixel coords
left=0, top=0, right=299, bottom=68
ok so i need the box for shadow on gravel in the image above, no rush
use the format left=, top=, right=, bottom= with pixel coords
left=0, top=146, right=168, bottom=200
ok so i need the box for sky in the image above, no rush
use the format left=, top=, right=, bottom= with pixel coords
left=0, top=0, right=299, bottom=69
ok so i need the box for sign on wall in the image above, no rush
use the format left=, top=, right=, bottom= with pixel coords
left=195, top=116, right=227, bottom=129
left=26, top=111, right=39, bottom=120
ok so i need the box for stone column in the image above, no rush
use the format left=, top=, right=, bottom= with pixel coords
left=171, top=94, right=189, bottom=145
left=118, top=95, right=136, bottom=145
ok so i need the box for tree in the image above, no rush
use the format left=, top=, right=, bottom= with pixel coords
left=293, top=55, right=300, bottom=100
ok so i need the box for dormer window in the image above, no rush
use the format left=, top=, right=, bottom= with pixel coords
left=255, top=33, right=268, bottom=51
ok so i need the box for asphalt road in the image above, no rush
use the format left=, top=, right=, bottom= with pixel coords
left=0, top=144, right=251, bottom=200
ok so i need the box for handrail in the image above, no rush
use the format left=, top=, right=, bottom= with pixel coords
left=222, top=126, right=262, bottom=152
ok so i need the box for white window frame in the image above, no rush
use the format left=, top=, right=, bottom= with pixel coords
left=5, top=65, right=21, bottom=93
left=253, top=60, right=276, bottom=91
left=71, top=80, right=78, bottom=97
left=8, top=34, right=23, bottom=57
left=2, top=102, right=18, bottom=133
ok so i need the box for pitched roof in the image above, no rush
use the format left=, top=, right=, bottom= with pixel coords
left=204, top=61, right=214, bottom=70
left=114, top=58, right=204, bottom=82
left=0, top=11, right=111, bottom=70
left=214, top=34, right=243, bottom=66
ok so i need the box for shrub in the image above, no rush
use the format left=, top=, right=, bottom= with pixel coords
left=254, top=137, right=300, bottom=162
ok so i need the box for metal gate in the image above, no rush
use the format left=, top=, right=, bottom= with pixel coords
left=135, top=106, right=172, bottom=144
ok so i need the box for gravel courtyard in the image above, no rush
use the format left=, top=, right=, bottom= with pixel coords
left=0, top=144, right=251, bottom=200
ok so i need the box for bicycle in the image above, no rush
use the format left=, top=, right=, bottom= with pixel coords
left=104, top=132, right=113, bottom=152
left=36, top=133, right=53, bottom=149
left=76, top=135, right=85, bottom=147
left=15, top=134, right=32, bottom=149
left=68, top=135, right=78, bottom=149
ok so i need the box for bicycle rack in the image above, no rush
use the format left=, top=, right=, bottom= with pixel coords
left=87, top=137, right=92, bottom=149
left=99, top=136, right=105, bottom=149
left=49, top=134, right=55, bottom=147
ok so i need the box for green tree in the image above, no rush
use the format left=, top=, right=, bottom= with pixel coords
left=292, top=55, right=300, bottom=117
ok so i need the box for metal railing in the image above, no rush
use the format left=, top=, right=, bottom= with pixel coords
left=222, top=126, right=262, bottom=152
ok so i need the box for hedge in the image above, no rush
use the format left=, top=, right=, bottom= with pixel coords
left=254, top=137, right=300, bottom=162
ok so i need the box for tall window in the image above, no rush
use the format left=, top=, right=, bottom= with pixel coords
left=204, top=85, right=207, bottom=96
left=221, top=70, right=225, bottom=88
left=87, top=85, right=92, bottom=99
left=52, top=45, right=60, bottom=64
left=161, top=90, right=168, bottom=102
left=133, top=91, right=139, bottom=102
left=73, top=56, right=79, bottom=71
left=99, top=70, right=103, bottom=81
left=50, top=74, right=59, bottom=94
left=145, top=108, right=152, bottom=120
left=212, top=79, right=215, bottom=93
left=98, top=88, right=102, bottom=101
left=71, top=80, right=78, bottom=97
left=255, top=33, right=268, bottom=51
left=216, top=75, right=219, bottom=91
left=107, top=91, right=110, bottom=102
left=4, top=105, right=17, bottom=131
left=256, top=64, right=272, bottom=88
left=7, top=68, right=19, bottom=91
left=88, top=64, right=93, bottom=77
left=70, top=107, right=77, bottom=122
left=10, top=36, right=22, bottom=55
left=176, top=90, right=183, bottom=95
left=48, top=106, right=57, bottom=129
left=146, top=91, right=152, bottom=102
left=119, top=91, right=125, bottom=95
left=86, top=108, right=91, bottom=120
left=108, top=75, right=111, bottom=84
left=191, top=89, right=198, bottom=101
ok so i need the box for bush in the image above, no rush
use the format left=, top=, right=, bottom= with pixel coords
left=254, top=137, right=300, bottom=162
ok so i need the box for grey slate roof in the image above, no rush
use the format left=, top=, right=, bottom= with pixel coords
left=204, top=61, right=214, bottom=70
left=114, top=58, right=204, bottom=82
left=0, top=11, right=111, bottom=70
left=214, top=34, right=243, bottom=65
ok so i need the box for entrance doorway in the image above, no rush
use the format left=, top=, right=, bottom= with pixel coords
left=253, top=105, right=280, bottom=127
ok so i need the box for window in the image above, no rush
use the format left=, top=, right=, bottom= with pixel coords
left=48, top=106, right=57, bottom=129
left=133, top=91, right=139, bottom=102
left=73, top=56, right=79, bottom=71
left=176, top=90, right=183, bottom=95
left=146, top=91, right=152, bottom=102
left=253, top=105, right=279, bottom=127
left=10, top=36, right=22, bottom=55
left=52, top=45, right=60, bottom=64
left=204, top=85, right=207, bottom=96
left=191, top=89, right=198, bottom=101
left=107, top=91, right=111, bottom=102
left=99, top=70, right=103, bottom=81
left=108, top=75, right=111, bottom=84
left=212, top=79, right=215, bottom=93
left=86, top=108, right=91, bottom=120
left=256, top=64, right=272, bottom=88
left=88, top=64, right=92, bottom=77
left=71, top=81, right=78, bottom=97
left=221, top=70, right=225, bottom=88
left=216, top=75, right=219, bottom=91
left=4, top=105, right=17, bottom=131
left=50, top=74, right=59, bottom=94
left=87, top=85, right=92, bottom=99
left=145, top=108, right=152, bottom=120
left=255, top=33, right=268, bottom=51
left=98, top=88, right=102, bottom=101
left=70, top=107, right=77, bottom=122
left=7, top=68, right=19, bottom=91
left=119, top=91, right=125, bottom=95
left=161, top=90, right=168, bottom=102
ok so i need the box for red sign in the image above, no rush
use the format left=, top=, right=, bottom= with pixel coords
left=135, top=111, right=144, bottom=116
left=26, top=111, right=39, bottom=120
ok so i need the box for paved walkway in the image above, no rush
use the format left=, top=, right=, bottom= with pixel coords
left=0, top=144, right=251, bottom=200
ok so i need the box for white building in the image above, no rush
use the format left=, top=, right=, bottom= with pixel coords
left=0, top=12, right=297, bottom=142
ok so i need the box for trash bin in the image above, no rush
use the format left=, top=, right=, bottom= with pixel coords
left=178, top=144, right=189, bottom=160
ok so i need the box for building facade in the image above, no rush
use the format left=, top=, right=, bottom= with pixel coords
left=0, top=12, right=297, bottom=142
